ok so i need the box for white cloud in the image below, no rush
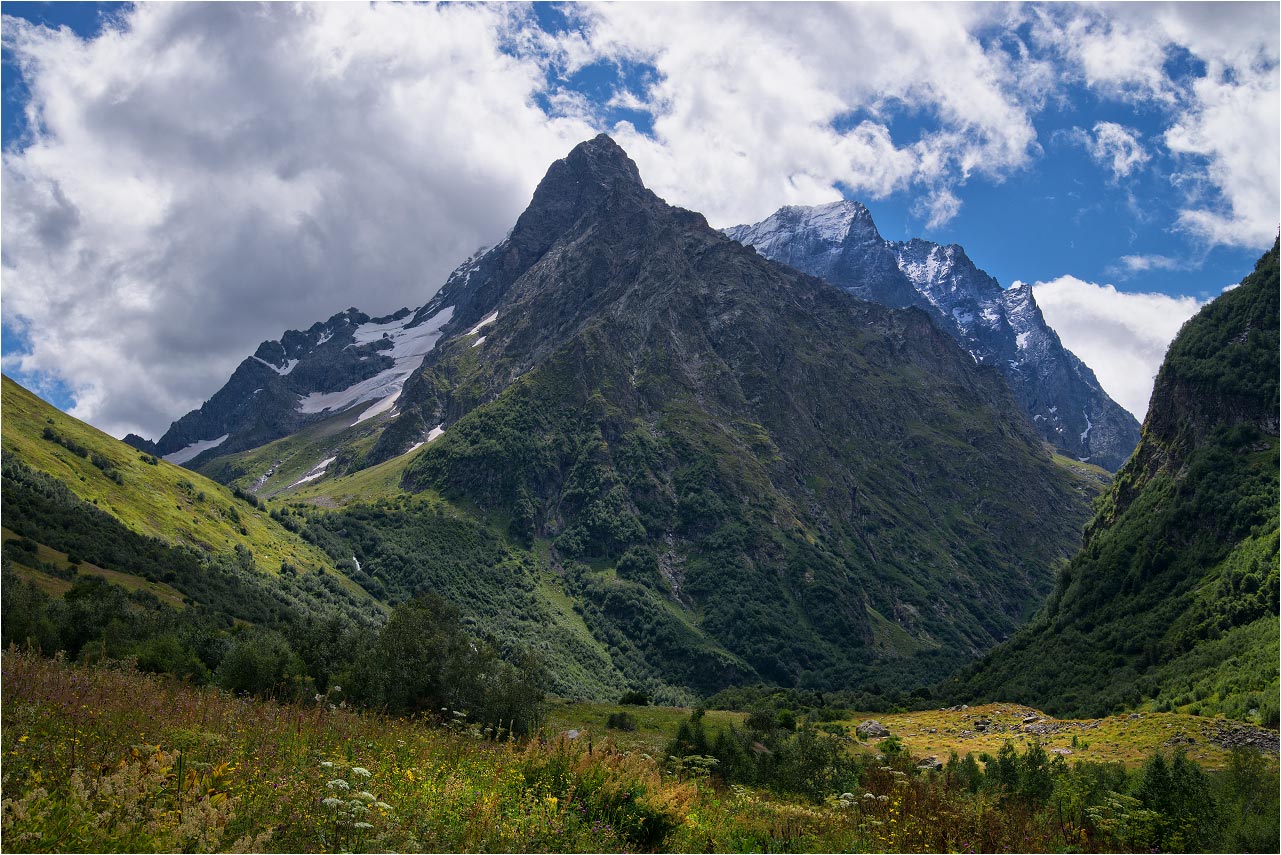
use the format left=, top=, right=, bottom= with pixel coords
left=1070, top=121, right=1150, bottom=180
left=1031, top=276, right=1204, bottom=420
left=1116, top=254, right=1181, bottom=274
left=1, top=3, right=597, bottom=438
left=575, top=2, right=1047, bottom=228
left=1036, top=4, right=1280, bottom=248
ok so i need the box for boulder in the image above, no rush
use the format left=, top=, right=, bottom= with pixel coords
left=857, top=720, right=890, bottom=739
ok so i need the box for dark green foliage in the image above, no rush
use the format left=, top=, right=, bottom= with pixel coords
left=605, top=711, right=637, bottom=731
left=950, top=243, right=1280, bottom=722
left=298, top=496, right=626, bottom=700
left=215, top=627, right=310, bottom=699
left=41, top=425, right=88, bottom=457
left=1220, top=747, right=1281, bottom=852
left=617, top=689, right=650, bottom=706
left=343, top=593, right=545, bottom=735
left=1134, top=750, right=1224, bottom=851
left=666, top=708, right=862, bottom=802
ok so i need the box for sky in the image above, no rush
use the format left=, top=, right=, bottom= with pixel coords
left=1, top=1, right=1277, bottom=438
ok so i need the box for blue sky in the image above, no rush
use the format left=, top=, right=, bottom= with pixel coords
left=1, top=2, right=1277, bottom=435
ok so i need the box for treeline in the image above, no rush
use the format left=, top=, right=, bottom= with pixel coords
left=1, top=456, right=546, bottom=735
left=664, top=708, right=1279, bottom=852
left=2, top=564, right=545, bottom=736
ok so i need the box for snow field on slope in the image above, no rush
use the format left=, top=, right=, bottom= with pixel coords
left=297, top=306, right=455, bottom=417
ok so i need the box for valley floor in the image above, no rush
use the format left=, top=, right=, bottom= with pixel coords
left=3, top=651, right=1277, bottom=853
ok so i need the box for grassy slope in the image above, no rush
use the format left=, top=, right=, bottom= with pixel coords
left=546, top=700, right=1272, bottom=773
left=947, top=244, right=1279, bottom=723
left=1, top=375, right=364, bottom=592
left=8, top=651, right=1274, bottom=854
left=2, top=526, right=187, bottom=608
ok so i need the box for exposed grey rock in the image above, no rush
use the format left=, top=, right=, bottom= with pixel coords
left=857, top=720, right=890, bottom=739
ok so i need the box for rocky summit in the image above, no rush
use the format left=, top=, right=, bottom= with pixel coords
left=725, top=202, right=1141, bottom=470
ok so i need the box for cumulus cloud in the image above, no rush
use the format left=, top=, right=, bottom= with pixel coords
left=1030, top=276, right=1204, bottom=420
left=1069, top=121, right=1150, bottom=180
left=580, top=2, right=1047, bottom=227
left=1036, top=3, right=1280, bottom=248
left=1, top=3, right=597, bottom=437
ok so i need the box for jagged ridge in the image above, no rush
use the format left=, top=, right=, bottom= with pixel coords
left=725, top=201, right=1141, bottom=470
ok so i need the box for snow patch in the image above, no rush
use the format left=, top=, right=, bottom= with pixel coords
left=471, top=335, right=486, bottom=348
left=352, top=555, right=361, bottom=572
left=253, top=355, right=300, bottom=375
left=1016, top=332, right=1032, bottom=350
left=1079, top=408, right=1093, bottom=443
left=467, top=311, right=498, bottom=337
left=427, top=424, right=445, bottom=442
left=290, top=456, right=336, bottom=488
left=164, top=434, right=230, bottom=465
left=354, top=390, right=400, bottom=424
left=951, top=307, right=975, bottom=327
left=402, top=441, right=425, bottom=456
left=316, top=331, right=333, bottom=346
left=297, top=306, right=454, bottom=416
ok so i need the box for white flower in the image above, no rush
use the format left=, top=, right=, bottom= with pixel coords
left=355, top=791, right=376, bottom=802
left=327, top=779, right=350, bottom=791
left=354, top=822, right=374, bottom=830
left=319, top=761, right=334, bottom=768
left=350, top=767, right=372, bottom=778
left=375, top=801, right=393, bottom=811
left=322, top=797, right=343, bottom=808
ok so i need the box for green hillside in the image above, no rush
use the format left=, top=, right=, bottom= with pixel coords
left=2, top=376, right=352, bottom=577
left=948, top=241, right=1280, bottom=724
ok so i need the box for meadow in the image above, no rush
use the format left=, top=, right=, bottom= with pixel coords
left=3, top=650, right=1276, bottom=853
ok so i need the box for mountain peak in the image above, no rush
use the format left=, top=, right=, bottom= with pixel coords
left=563, top=133, right=644, bottom=185
left=728, top=199, right=878, bottom=249
left=508, top=134, right=648, bottom=259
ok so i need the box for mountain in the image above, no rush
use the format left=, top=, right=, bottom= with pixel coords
left=343, top=135, right=1103, bottom=694
left=124, top=303, right=457, bottom=466
left=0, top=374, right=378, bottom=631
left=947, top=241, right=1279, bottom=723
left=137, top=135, right=1103, bottom=699
left=725, top=202, right=1141, bottom=470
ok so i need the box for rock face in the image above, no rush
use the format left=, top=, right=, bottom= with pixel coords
left=857, top=720, right=890, bottom=739
left=725, top=202, right=1141, bottom=470
left=132, top=305, right=456, bottom=466
left=950, top=242, right=1279, bottom=719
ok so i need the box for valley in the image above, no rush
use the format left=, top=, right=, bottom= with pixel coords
left=2, top=134, right=1276, bottom=853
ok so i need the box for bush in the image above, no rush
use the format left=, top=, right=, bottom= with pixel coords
left=606, top=711, right=638, bottom=731
left=215, top=629, right=310, bottom=699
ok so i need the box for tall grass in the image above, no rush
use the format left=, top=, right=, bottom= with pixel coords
left=3, top=650, right=1276, bottom=852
